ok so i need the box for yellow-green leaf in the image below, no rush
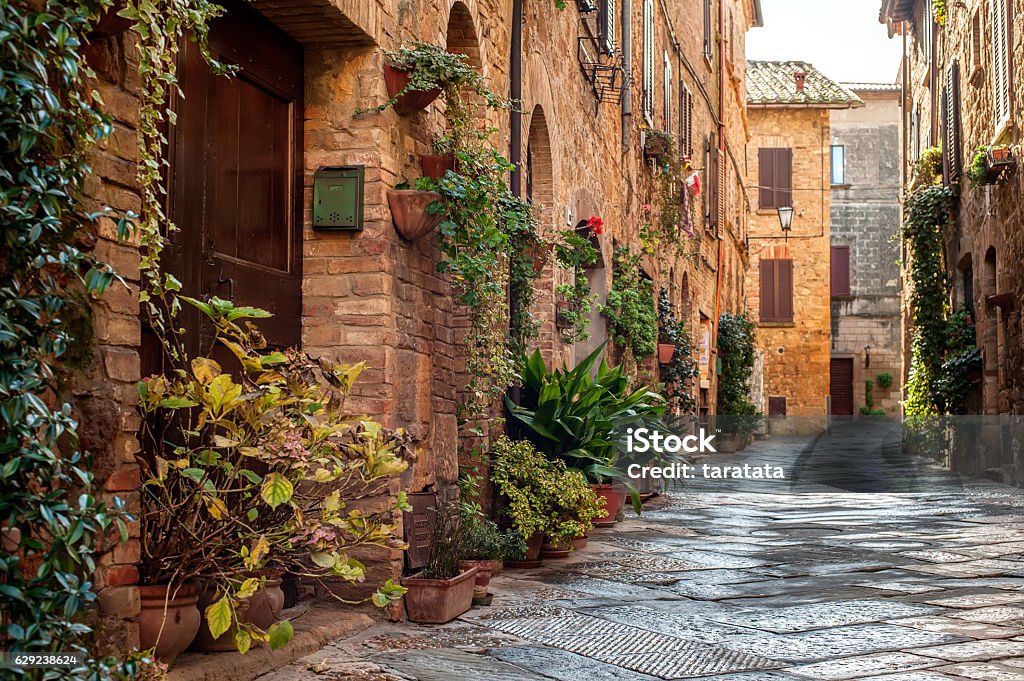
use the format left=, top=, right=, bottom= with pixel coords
left=267, top=620, right=293, bottom=650
left=205, top=595, right=233, bottom=641
left=234, top=628, right=252, bottom=655
left=260, top=473, right=293, bottom=509
left=205, top=495, right=228, bottom=520
left=236, top=577, right=260, bottom=600
left=310, top=551, right=336, bottom=569
left=191, top=357, right=221, bottom=385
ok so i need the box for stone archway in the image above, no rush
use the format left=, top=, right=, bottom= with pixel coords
left=446, top=2, right=482, bottom=69
left=525, top=105, right=558, bottom=362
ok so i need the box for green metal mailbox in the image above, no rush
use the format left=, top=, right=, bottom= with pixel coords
left=312, top=166, right=364, bottom=231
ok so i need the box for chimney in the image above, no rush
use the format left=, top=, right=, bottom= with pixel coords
left=794, top=71, right=808, bottom=93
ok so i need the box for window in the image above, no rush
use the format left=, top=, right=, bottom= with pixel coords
left=992, top=0, right=1011, bottom=129
left=943, top=60, right=962, bottom=184
left=831, top=145, right=846, bottom=185
left=642, top=0, right=654, bottom=121
left=663, top=52, right=672, bottom=130
left=760, top=258, right=794, bottom=322
left=703, top=0, right=713, bottom=61
left=599, top=0, right=616, bottom=54
left=757, top=147, right=793, bottom=210
left=679, top=85, right=694, bottom=157
left=830, top=245, right=851, bottom=297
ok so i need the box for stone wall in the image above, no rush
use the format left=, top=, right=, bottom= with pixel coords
left=830, top=88, right=904, bottom=416
left=745, top=106, right=832, bottom=428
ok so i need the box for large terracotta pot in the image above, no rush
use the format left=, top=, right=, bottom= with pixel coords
left=658, top=343, right=676, bottom=365
left=138, top=583, right=201, bottom=664
left=384, top=64, right=442, bottom=116
left=421, top=154, right=456, bottom=180
left=505, top=531, right=544, bottom=569
left=483, top=558, right=503, bottom=577
left=387, top=189, right=445, bottom=241
left=592, top=484, right=623, bottom=527
left=402, top=566, right=477, bottom=623
left=541, top=536, right=572, bottom=560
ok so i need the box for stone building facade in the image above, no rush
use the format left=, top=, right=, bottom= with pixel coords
left=829, top=84, right=904, bottom=418
left=76, top=0, right=764, bottom=644
left=881, top=0, right=1024, bottom=419
left=744, top=62, right=862, bottom=431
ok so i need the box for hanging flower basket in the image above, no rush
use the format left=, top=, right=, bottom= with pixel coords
left=383, top=64, right=442, bottom=116
left=387, top=189, right=445, bottom=240
left=555, top=301, right=578, bottom=330
left=644, top=131, right=673, bottom=163
left=420, top=154, right=457, bottom=180
left=658, top=343, right=676, bottom=365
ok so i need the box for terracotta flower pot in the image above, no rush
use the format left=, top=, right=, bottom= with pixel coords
left=571, top=533, right=589, bottom=551
left=402, top=566, right=477, bottom=623
left=541, top=536, right=572, bottom=559
left=421, top=154, right=456, bottom=180
left=387, top=189, right=445, bottom=241
left=591, top=484, right=623, bottom=527
left=384, top=64, right=442, bottom=116
left=483, top=558, right=504, bottom=577
left=138, top=583, right=201, bottom=664
left=459, top=560, right=493, bottom=600
left=658, top=343, right=676, bottom=365
left=505, top=531, right=544, bottom=569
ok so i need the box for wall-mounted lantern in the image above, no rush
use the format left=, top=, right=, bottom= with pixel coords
left=777, top=206, right=794, bottom=233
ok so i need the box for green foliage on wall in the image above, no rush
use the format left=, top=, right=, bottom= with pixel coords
left=602, top=246, right=658, bottom=362
left=716, top=313, right=759, bottom=417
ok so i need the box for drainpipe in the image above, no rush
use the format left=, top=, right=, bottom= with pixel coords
left=621, top=0, right=632, bottom=150
left=711, top=0, right=726, bottom=409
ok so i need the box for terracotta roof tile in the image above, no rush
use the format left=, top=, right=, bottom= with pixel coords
left=747, top=61, right=864, bottom=107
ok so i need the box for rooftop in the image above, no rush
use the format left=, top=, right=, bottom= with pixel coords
left=747, top=61, right=864, bottom=108
left=842, top=82, right=902, bottom=92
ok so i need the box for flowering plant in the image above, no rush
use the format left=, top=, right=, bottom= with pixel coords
left=138, top=297, right=413, bottom=652
left=586, top=215, right=604, bottom=236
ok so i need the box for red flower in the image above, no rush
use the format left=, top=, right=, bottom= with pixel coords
left=586, top=216, right=604, bottom=236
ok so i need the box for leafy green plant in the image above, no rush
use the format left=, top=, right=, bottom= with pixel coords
left=716, top=313, right=759, bottom=420
left=657, top=289, right=699, bottom=414
left=914, top=146, right=943, bottom=187
left=876, top=372, right=894, bottom=390
left=554, top=221, right=601, bottom=344
left=490, top=437, right=604, bottom=546
left=860, top=380, right=885, bottom=416
left=137, top=297, right=412, bottom=651
left=457, top=467, right=528, bottom=562
left=966, top=146, right=990, bottom=187
left=602, top=246, right=658, bottom=363
left=932, top=0, right=947, bottom=25
left=419, top=502, right=467, bottom=580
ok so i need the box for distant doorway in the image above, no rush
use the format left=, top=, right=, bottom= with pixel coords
left=830, top=358, right=854, bottom=416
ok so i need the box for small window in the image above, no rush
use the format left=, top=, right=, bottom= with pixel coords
left=760, top=258, right=794, bottom=323
left=831, top=145, right=846, bottom=185
left=970, top=9, right=983, bottom=77
left=758, top=148, right=793, bottom=210
left=679, top=86, right=694, bottom=158
left=831, top=245, right=851, bottom=297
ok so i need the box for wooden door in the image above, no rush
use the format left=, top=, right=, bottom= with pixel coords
left=830, top=358, right=854, bottom=416
left=169, top=0, right=303, bottom=354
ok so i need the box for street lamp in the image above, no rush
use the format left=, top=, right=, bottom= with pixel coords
left=777, top=206, right=794, bottom=232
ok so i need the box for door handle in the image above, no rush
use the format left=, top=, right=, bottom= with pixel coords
left=216, top=267, right=235, bottom=301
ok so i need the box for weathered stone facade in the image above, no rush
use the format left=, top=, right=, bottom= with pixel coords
left=830, top=85, right=904, bottom=417
left=77, top=0, right=763, bottom=642
left=744, top=62, right=861, bottom=431
left=882, top=0, right=1024, bottom=418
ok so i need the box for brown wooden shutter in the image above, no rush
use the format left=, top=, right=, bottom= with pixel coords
left=760, top=259, right=776, bottom=321
left=717, top=149, right=726, bottom=236
left=758, top=148, right=775, bottom=209
left=708, top=139, right=719, bottom=233
left=831, top=245, right=851, bottom=297
left=945, top=61, right=962, bottom=183
left=600, top=0, right=616, bottom=53
left=776, top=149, right=793, bottom=207
left=777, top=259, right=793, bottom=321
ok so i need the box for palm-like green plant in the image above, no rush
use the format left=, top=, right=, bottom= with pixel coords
left=505, top=344, right=666, bottom=512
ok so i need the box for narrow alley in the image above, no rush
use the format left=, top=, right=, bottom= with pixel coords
left=257, top=433, right=1024, bottom=681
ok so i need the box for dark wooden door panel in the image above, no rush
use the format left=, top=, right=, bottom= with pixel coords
left=830, top=358, right=854, bottom=416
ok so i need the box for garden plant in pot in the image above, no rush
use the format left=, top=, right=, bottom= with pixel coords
left=137, top=297, right=412, bottom=659
left=457, top=469, right=527, bottom=602
left=490, top=437, right=603, bottom=565
left=402, top=503, right=477, bottom=623
left=716, top=312, right=761, bottom=448
left=506, top=345, right=667, bottom=526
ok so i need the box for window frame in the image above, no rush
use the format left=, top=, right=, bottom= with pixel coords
left=599, top=0, right=616, bottom=55
left=663, top=51, right=672, bottom=130
left=830, top=245, right=851, bottom=298
left=757, top=147, right=794, bottom=210
left=759, top=258, right=794, bottom=323
left=991, top=0, right=1012, bottom=132
left=703, top=0, right=713, bottom=63
left=830, top=145, right=846, bottom=186
left=642, top=0, right=654, bottom=123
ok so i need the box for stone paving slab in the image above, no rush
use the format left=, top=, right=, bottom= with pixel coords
left=707, top=599, right=939, bottom=633
left=784, top=651, right=945, bottom=679
left=913, top=639, right=1024, bottom=662
left=936, top=661, right=1024, bottom=680
left=371, top=649, right=551, bottom=680
left=890, top=615, right=1024, bottom=639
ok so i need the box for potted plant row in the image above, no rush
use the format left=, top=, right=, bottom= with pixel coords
left=402, top=503, right=478, bottom=624
left=136, top=297, right=413, bottom=663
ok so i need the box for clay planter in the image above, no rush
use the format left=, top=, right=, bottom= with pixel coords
left=505, top=532, right=544, bottom=569
left=384, top=64, right=442, bottom=116
left=591, top=484, right=624, bottom=527
left=402, top=566, right=478, bottom=623
left=387, top=189, right=445, bottom=241
left=421, top=154, right=456, bottom=180
left=527, top=241, right=553, bottom=274
left=459, top=560, right=494, bottom=600
left=658, top=343, right=676, bottom=365
left=717, top=434, right=739, bottom=453
left=138, top=583, right=201, bottom=664
left=541, top=537, right=572, bottom=560
left=483, top=558, right=504, bottom=577
left=571, top=533, right=589, bottom=551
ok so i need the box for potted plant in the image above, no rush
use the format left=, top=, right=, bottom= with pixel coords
left=491, top=436, right=603, bottom=561
left=457, top=469, right=524, bottom=602
left=421, top=134, right=458, bottom=180
left=403, top=503, right=477, bottom=623
left=967, top=144, right=1016, bottom=187
left=643, top=128, right=675, bottom=164
left=137, top=297, right=412, bottom=658
left=388, top=182, right=446, bottom=240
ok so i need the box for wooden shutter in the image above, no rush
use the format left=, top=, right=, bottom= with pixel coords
left=831, top=245, right=851, bottom=297
left=992, top=0, right=1011, bottom=127
left=708, top=142, right=720, bottom=234
left=776, top=149, right=793, bottom=207
left=600, top=0, right=616, bottom=54
left=703, top=0, right=712, bottom=58
left=777, top=259, right=793, bottom=321
left=717, top=149, right=727, bottom=236
left=643, top=0, right=654, bottom=119
left=685, top=88, right=694, bottom=156
left=944, top=61, right=962, bottom=183
left=760, top=259, right=776, bottom=321
left=758, top=148, right=775, bottom=209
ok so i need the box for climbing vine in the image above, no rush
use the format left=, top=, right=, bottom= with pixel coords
left=716, top=313, right=759, bottom=417
left=554, top=220, right=601, bottom=344
left=601, top=246, right=658, bottom=362
left=657, top=289, right=699, bottom=414
left=901, top=168, right=955, bottom=416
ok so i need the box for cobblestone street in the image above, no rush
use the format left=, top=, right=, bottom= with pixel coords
left=259, top=433, right=1024, bottom=681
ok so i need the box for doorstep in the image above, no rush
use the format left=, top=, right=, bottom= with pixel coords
left=167, top=602, right=377, bottom=681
